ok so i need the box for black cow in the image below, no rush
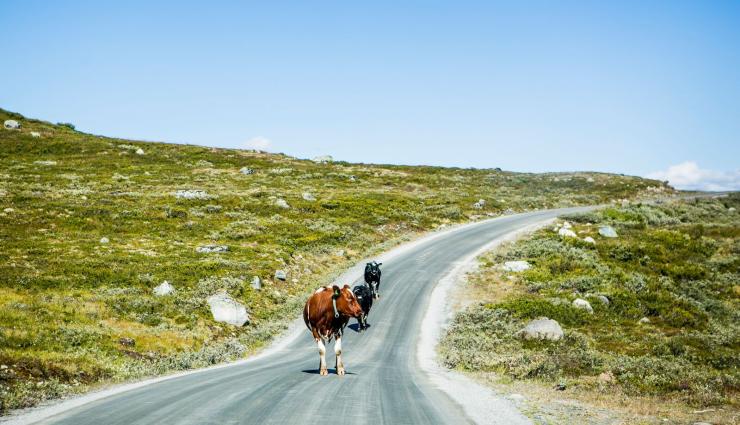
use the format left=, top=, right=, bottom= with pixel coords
left=364, top=261, right=382, bottom=299
left=352, top=284, right=373, bottom=331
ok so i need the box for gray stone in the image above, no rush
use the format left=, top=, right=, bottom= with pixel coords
left=3, top=120, right=20, bottom=129
left=519, top=317, right=564, bottom=341
left=251, top=276, right=261, bottom=290
left=312, top=155, right=333, bottom=163
left=349, top=175, right=357, bottom=182
left=196, top=245, right=229, bottom=253
left=274, top=270, right=287, bottom=281
left=501, top=260, right=531, bottom=272
left=100, top=237, right=110, bottom=244
left=275, top=198, right=290, bottom=209
left=595, top=295, right=610, bottom=305
left=30, top=131, right=41, bottom=138
left=302, top=192, right=316, bottom=201
left=239, top=167, right=254, bottom=175
left=598, top=225, right=618, bottom=238
left=207, top=293, right=249, bottom=326
left=638, top=317, right=651, bottom=325
left=583, top=236, right=596, bottom=244
left=135, top=148, right=145, bottom=155
left=558, top=227, right=577, bottom=238
left=175, top=190, right=214, bottom=200
left=572, top=298, right=593, bottom=313
left=153, top=281, right=175, bottom=296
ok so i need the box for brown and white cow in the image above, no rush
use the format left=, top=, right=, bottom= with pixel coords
left=303, top=284, right=363, bottom=375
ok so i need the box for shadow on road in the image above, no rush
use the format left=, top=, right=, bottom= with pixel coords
left=348, top=323, right=371, bottom=333
left=301, top=369, right=358, bottom=375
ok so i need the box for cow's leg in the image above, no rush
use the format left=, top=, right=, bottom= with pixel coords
left=335, top=336, right=345, bottom=375
left=316, top=338, right=328, bottom=376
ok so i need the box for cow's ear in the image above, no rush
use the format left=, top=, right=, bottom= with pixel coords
left=343, top=284, right=351, bottom=289
left=332, top=285, right=341, bottom=298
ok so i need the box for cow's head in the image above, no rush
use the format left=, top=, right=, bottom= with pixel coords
left=333, top=284, right=363, bottom=318
left=366, top=261, right=382, bottom=277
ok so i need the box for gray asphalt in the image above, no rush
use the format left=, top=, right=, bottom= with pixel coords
left=37, top=207, right=589, bottom=425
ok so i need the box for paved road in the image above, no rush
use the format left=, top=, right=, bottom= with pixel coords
left=34, top=207, right=590, bottom=425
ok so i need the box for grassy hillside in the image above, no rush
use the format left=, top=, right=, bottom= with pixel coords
left=440, top=196, right=739, bottom=423
left=0, top=108, right=670, bottom=412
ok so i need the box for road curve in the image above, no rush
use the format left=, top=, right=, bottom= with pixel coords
left=26, top=207, right=591, bottom=425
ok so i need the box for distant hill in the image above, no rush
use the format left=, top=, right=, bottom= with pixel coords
left=0, top=108, right=672, bottom=412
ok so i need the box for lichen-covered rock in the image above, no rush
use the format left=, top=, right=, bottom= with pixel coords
left=175, top=190, right=214, bottom=200
left=100, top=237, right=110, bottom=244
left=196, top=245, right=228, bottom=253
left=3, top=120, right=20, bottom=129
left=30, top=131, right=41, bottom=138
left=275, top=198, right=290, bottom=209
left=153, top=281, right=175, bottom=296
left=251, top=276, right=261, bottom=290
left=572, top=298, right=593, bottom=313
left=518, top=317, right=563, bottom=341
left=274, top=270, right=287, bottom=280
left=135, top=148, right=145, bottom=155
left=302, top=192, right=316, bottom=201
left=558, top=227, right=577, bottom=238
left=207, top=293, right=249, bottom=326
left=583, top=236, right=595, bottom=244
left=598, top=225, right=618, bottom=238
left=501, top=260, right=531, bottom=272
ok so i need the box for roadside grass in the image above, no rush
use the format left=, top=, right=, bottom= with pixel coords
left=0, top=108, right=668, bottom=412
left=440, top=195, right=739, bottom=423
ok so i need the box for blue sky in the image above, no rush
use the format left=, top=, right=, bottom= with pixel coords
left=2, top=1, right=739, bottom=189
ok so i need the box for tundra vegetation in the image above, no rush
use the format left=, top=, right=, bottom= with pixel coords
left=440, top=196, right=739, bottom=424
left=0, top=109, right=668, bottom=412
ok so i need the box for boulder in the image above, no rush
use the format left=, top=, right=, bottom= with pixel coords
left=598, top=226, right=618, bottom=238
left=274, top=270, right=287, bottom=281
left=312, top=155, right=333, bottom=163
left=153, top=281, right=175, bottom=296
left=572, top=298, right=593, bottom=313
left=100, top=237, right=110, bottom=244
left=302, top=192, right=316, bottom=201
left=175, top=190, right=214, bottom=200
left=594, top=295, right=610, bottom=305
left=239, top=167, right=254, bottom=175
left=196, top=245, right=229, bottom=253
left=562, top=221, right=572, bottom=229
left=207, top=293, right=249, bottom=326
left=638, top=317, right=651, bottom=325
left=251, top=276, right=262, bottom=290
left=558, top=228, right=577, bottom=238
left=583, top=236, right=596, bottom=244
left=3, top=120, right=20, bottom=129
left=519, top=317, right=563, bottom=341
left=275, top=198, right=290, bottom=209
left=135, top=148, right=145, bottom=155
left=30, top=131, right=41, bottom=138
left=501, top=260, right=531, bottom=272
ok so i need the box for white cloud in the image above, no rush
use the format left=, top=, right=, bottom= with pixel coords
left=646, top=161, right=740, bottom=191
left=244, top=136, right=272, bottom=151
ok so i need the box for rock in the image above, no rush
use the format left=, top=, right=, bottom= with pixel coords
left=118, top=337, right=135, bottom=347
left=175, top=190, right=214, bottom=200
left=196, top=245, right=229, bottom=253
left=336, top=249, right=345, bottom=257
left=30, top=131, right=41, bottom=138
left=583, top=236, right=596, bottom=244
left=3, top=120, right=20, bottom=129
left=594, top=295, right=610, bottom=305
left=153, top=281, right=175, bottom=296
left=312, top=155, right=333, bottom=163
left=572, top=298, right=593, bottom=313
left=562, top=221, right=572, bottom=229
left=34, top=160, right=57, bottom=166
left=502, top=260, right=531, bottom=272
left=587, top=177, right=595, bottom=183
left=728, top=207, right=736, bottom=212
left=135, top=148, right=145, bottom=155
left=302, top=192, right=316, bottom=201
left=275, top=198, right=290, bottom=209
left=519, top=317, right=564, bottom=341
left=207, top=293, right=249, bottom=326
left=598, top=371, right=614, bottom=383
left=3, top=208, right=14, bottom=213
left=638, top=317, right=651, bottom=325
left=349, top=175, right=357, bottom=182
left=274, top=270, right=287, bottom=281
left=558, top=228, right=577, bottom=238
left=239, top=167, right=254, bottom=175
left=251, top=276, right=261, bottom=290
left=100, top=237, right=110, bottom=244
left=599, top=226, right=618, bottom=238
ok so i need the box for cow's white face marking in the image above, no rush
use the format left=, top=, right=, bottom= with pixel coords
left=314, top=287, right=326, bottom=294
